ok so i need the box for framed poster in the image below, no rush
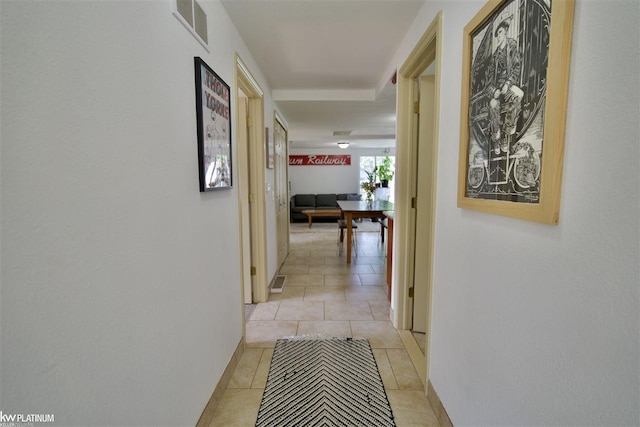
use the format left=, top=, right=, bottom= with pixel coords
left=457, top=0, right=574, bottom=224
left=194, top=57, right=232, bottom=191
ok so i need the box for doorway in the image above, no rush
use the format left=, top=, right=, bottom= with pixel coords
left=234, top=53, right=268, bottom=305
left=392, top=12, right=442, bottom=386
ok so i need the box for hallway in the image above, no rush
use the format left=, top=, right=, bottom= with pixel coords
left=209, top=223, right=440, bottom=426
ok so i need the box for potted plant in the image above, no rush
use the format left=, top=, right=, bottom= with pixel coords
left=375, top=156, right=394, bottom=187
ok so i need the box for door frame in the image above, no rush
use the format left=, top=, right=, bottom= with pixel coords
left=234, top=53, right=269, bottom=304
left=392, top=12, right=442, bottom=382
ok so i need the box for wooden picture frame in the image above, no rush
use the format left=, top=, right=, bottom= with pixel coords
left=457, top=0, right=574, bottom=224
left=194, top=57, right=232, bottom=191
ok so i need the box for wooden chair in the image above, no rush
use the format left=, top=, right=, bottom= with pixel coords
left=337, top=219, right=358, bottom=256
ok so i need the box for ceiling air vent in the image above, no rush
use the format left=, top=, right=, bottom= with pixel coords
left=332, top=131, right=352, bottom=136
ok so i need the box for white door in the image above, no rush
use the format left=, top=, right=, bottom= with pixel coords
left=412, top=74, right=436, bottom=334
left=274, top=119, right=289, bottom=268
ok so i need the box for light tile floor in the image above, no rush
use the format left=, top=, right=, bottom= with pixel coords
left=210, top=223, right=440, bottom=426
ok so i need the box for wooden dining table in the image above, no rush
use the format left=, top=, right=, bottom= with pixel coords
left=337, top=200, right=394, bottom=263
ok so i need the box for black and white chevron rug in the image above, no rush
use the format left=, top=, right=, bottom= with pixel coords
left=255, top=336, right=395, bottom=427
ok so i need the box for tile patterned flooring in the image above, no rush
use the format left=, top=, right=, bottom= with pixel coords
left=209, top=223, right=440, bottom=426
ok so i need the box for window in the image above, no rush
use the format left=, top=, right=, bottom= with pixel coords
left=359, top=156, right=395, bottom=202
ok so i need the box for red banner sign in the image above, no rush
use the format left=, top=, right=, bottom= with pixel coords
left=289, top=155, right=351, bottom=166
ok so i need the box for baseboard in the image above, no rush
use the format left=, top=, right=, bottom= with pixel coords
left=427, top=379, right=454, bottom=427
left=196, top=338, right=245, bottom=427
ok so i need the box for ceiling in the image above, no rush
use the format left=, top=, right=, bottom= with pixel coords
left=220, top=0, right=426, bottom=149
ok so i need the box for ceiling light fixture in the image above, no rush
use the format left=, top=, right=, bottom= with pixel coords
left=337, top=141, right=350, bottom=149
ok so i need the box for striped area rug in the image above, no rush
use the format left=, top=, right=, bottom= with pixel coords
left=256, top=337, right=395, bottom=427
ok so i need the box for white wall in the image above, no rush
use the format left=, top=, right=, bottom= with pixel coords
left=0, top=1, right=278, bottom=425
left=289, top=147, right=394, bottom=195
left=390, top=1, right=639, bottom=425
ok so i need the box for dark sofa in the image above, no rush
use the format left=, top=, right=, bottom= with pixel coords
left=290, top=193, right=361, bottom=222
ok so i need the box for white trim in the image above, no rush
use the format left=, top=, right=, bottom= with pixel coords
left=274, top=110, right=288, bottom=130
left=236, top=56, right=263, bottom=97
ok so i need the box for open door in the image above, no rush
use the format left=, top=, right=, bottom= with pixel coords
left=412, top=74, right=437, bottom=335
left=238, top=95, right=253, bottom=304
